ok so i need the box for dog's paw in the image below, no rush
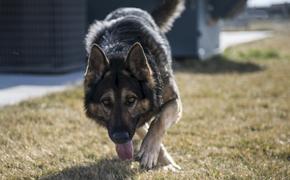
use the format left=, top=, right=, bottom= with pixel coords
left=162, top=163, right=181, bottom=172
left=136, top=134, right=161, bottom=169
left=157, top=144, right=181, bottom=171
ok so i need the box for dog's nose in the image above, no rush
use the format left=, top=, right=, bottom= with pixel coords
left=112, top=131, right=130, bottom=144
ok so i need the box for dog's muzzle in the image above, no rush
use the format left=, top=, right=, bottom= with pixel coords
left=111, top=131, right=130, bottom=144
left=110, top=131, right=134, bottom=160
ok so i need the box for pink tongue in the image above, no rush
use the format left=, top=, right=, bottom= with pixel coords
left=115, top=141, right=133, bottom=160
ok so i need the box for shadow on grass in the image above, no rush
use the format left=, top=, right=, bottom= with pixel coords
left=41, top=158, right=137, bottom=180
left=174, top=55, right=264, bottom=74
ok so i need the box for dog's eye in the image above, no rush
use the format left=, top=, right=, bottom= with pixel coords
left=101, top=98, right=112, bottom=107
left=126, top=96, right=136, bottom=106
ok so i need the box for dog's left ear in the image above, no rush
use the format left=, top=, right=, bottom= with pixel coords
left=85, top=44, right=109, bottom=80
left=126, top=42, right=153, bottom=81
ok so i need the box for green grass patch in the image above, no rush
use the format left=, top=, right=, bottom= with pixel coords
left=238, top=49, right=280, bottom=60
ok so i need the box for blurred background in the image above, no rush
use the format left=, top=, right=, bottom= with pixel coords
left=0, top=0, right=289, bottom=105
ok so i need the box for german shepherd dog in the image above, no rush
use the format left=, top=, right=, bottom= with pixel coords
left=84, top=0, right=185, bottom=170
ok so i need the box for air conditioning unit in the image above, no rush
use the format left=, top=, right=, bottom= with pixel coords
left=0, top=0, right=86, bottom=73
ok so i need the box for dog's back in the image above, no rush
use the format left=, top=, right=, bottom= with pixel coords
left=89, top=8, right=159, bottom=58
left=86, top=0, right=185, bottom=50
left=85, top=0, right=185, bottom=88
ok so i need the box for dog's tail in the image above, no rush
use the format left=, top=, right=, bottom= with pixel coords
left=151, top=0, right=185, bottom=33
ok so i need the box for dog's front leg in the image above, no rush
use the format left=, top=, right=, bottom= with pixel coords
left=136, top=123, right=181, bottom=171
left=137, top=98, right=182, bottom=169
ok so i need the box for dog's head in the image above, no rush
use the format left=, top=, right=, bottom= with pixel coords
left=84, top=43, right=155, bottom=149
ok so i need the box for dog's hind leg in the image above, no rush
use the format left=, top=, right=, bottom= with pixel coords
left=136, top=97, right=182, bottom=170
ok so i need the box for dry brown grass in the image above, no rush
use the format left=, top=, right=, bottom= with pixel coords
left=222, top=19, right=290, bottom=32
left=1, top=25, right=290, bottom=179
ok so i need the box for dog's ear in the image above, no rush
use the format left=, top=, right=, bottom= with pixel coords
left=85, top=44, right=109, bottom=81
left=126, top=42, right=153, bottom=81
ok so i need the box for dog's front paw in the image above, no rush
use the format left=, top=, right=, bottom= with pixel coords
left=136, top=133, right=161, bottom=169
left=158, top=144, right=181, bottom=171
left=162, top=163, right=181, bottom=172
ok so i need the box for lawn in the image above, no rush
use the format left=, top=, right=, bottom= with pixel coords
left=1, top=28, right=290, bottom=179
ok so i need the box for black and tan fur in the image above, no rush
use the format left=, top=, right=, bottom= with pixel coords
left=84, top=0, right=185, bottom=170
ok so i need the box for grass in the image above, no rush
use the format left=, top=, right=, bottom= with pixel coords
left=1, top=27, right=290, bottom=179
left=237, top=49, right=280, bottom=60
left=222, top=19, right=290, bottom=32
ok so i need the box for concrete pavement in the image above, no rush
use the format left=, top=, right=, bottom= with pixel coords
left=220, top=31, right=271, bottom=51
left=0, top=71, right=83, bottom=107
